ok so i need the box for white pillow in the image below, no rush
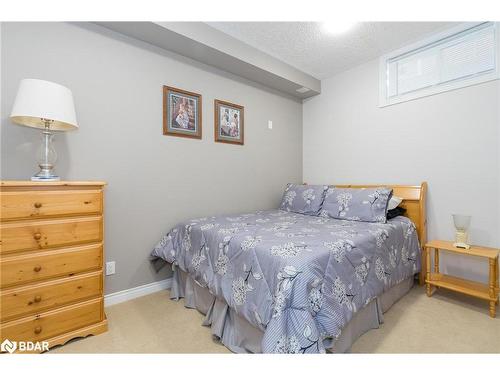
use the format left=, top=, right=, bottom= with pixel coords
left=388, top=195, right=403, bottom=210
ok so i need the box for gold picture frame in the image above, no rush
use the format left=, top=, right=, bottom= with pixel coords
left=214, top=99, right=244, bottom=145
left=163, top=85, right=202, bottom=139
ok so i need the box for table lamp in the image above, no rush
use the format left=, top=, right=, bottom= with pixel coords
left=452, top=214, right=471, bottom=249
left=10, top=78, right=78, bottom=181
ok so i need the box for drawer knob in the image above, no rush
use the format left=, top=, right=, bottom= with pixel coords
left=33, top=232, right=42, bottom=241
left=34, top=295, right=42, bottom=303
left=33, top=265, right=42, bottom=272
left=34, top=202, right=42, bottom=208
left=34, top=326, right=42, bottom=334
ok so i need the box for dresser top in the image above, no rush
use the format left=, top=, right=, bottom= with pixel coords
left=1, top=180, right=107, bottom=187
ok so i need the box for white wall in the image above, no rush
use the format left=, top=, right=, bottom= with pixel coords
left=303, top=59, right=499, bottom=283
left=1, top=22, right=303, bottom=294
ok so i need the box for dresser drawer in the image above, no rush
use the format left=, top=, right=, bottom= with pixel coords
left=0, top=216, right=102, bottom=254
left=0, top=190, right=102, bottom=221
left=0, top=297, right=103, bottom=343
left=1, top=244, right=102, bottom=288
left=1, top=271, right=102, bottom=322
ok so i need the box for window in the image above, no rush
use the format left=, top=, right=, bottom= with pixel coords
left=379, top=22, right=499, bottom=107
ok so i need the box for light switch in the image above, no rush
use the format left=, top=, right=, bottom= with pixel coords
left=268, top=120, right=273, bottom=130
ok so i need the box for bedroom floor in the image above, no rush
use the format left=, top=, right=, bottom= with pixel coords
left=50, top=285, right=500, bottom=354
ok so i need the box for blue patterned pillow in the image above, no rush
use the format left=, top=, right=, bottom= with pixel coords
left=279, top=184, right=328, bottom=215
left=320, top=187, right=393, bottom=223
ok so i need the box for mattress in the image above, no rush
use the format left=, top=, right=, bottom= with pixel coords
left=151, top=209, right=421, bottom=353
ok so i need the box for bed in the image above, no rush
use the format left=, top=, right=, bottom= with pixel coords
left=151, top=183, right=427, bottom=353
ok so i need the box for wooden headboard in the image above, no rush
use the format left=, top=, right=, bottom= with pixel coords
left=332, top=182, right=428, bottom=284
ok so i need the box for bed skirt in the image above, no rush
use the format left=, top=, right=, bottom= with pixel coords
left=170, top=267, right=414, bottom=353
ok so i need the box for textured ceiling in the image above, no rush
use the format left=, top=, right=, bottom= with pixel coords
left=206, top=22, right=457, bottom=79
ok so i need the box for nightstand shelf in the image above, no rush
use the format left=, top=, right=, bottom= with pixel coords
left=427, top=273, right=491, bottom=301
left=424, top=240, right=499, bottom=318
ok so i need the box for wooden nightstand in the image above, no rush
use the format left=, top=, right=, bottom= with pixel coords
left=424, top=240, right=499, bottom=318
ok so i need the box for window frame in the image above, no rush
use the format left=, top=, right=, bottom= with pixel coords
left=379, top=22, right=500, bottom=107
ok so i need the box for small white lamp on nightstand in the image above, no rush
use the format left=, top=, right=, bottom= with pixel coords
left=10, top=78, right=79, bottom=181
left=452, top=214, right=471, bottom=249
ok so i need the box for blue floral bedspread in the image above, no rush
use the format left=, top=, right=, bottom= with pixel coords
left=151, top=209, right=421, bottom=353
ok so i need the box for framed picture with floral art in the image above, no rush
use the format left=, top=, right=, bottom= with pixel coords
left=163, top=85, right=202, bottom=139
left=214, top=99, right=244, bottom=145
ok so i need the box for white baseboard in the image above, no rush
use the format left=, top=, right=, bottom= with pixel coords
left=104, top=278, right=172, bottom=307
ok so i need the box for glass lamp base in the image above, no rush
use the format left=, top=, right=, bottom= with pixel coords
left=31, top=167, right=60, bottom=181
left=32, top=125, right=60, bottom=182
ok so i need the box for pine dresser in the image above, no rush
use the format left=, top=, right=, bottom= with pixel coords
left=0, top=181, right=107, bottom=353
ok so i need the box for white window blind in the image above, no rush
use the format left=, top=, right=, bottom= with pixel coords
left=380, top=22, right=499, bottom=106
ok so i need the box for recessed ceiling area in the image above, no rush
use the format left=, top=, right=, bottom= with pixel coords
left=206, top=22, right=457, bottom=79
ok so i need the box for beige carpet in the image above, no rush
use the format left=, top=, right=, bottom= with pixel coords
left=50, top=285, right=500, bottom=353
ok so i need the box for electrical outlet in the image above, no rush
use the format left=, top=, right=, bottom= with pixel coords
left=105, top=261, right=116, bottom=276
left=268, top=120, right=273, bottom=129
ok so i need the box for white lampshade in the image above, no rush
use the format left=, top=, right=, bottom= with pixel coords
left=10, top=78, right=78, bottom=131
